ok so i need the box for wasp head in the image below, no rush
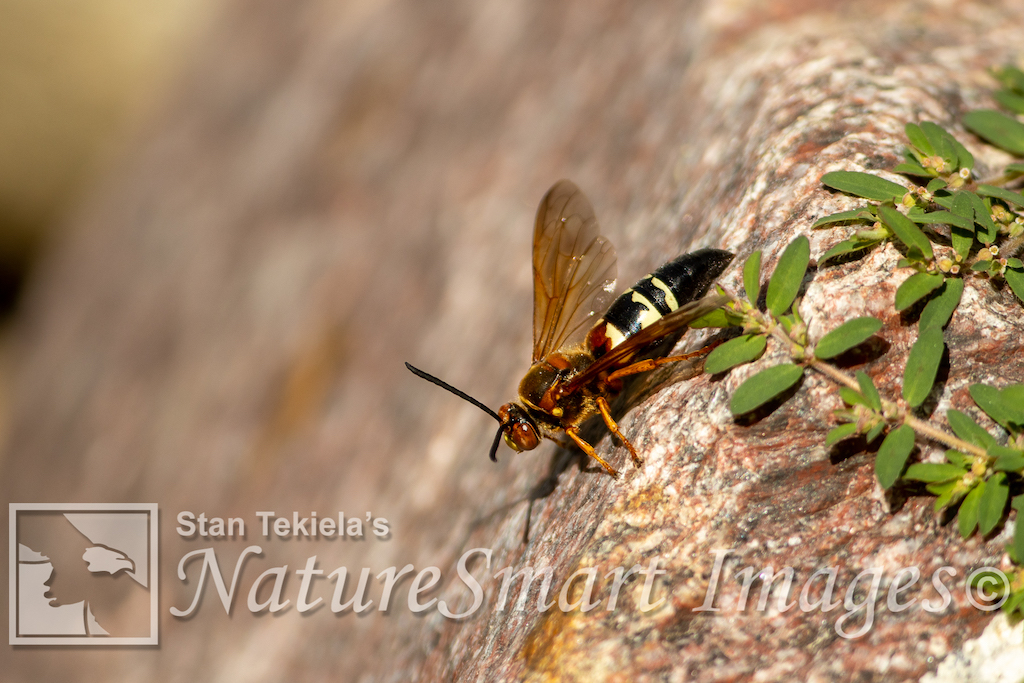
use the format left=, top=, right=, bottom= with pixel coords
left=496, top=402, right=540, bottom=455
left=405, top=362, right=541, bottom=464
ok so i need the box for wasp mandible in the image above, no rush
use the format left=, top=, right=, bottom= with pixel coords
left=408, top=180, right=733, bottom=477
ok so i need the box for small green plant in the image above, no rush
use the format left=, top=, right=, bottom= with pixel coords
left=693, top=65, right=1024, bottom=621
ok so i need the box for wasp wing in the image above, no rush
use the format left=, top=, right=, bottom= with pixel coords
left=556, top=293, right=728, bottom=395
left=532, top=180, right=618, bottom=362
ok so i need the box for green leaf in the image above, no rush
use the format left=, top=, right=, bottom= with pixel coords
left=946, top=409, right=996, bottom=449
left=1004, top=588, right=1024, bottom=615
left=951, top=190, right=974, bottom=220
left=926, top=178, right=948, bottom=193
left=976, top=184, right=1024, bottom=208
left=969, top=384, right=1011, bottom=426
left=921, top=122, right=957, bottom=166
left=919, top=278, right=964, bottom=331
left=969, top=383, right=1024, bottom=430
left=814, top=317, right=883, bottom=359
left=903, top=326, right=945, bottom=408
left=689, top=308, right=731, bottom=329
left=894, top=162, right=931, bottom=177
left=1004, top=590, right=1024, bottom=616
left=971, top=259, right=997, bottom=274
left=913, top=122, right=972, bottom=171
left=959, top=483, right=983, bottom=538
left=997, top=386, right=1024, bottom=414
left=821, top=171, right=908, bottom=202
left=1007, top=162, right=1024, bottom=174
left=951, top=226, right=974, bottom=261
left=1001, top=276, right=1023, bottom=299
left=969, top=569, right=1009, bottom=593
left=1014, top=495, right=1024, bottom=563
left=906, top=122, right=934, bottom=155
left=730, top=364, right=804, bottom=415
left=931, top=480, right=962, bottom=511
left=950, top=136, right=975, bottom=171
left=905, top=462, right=965, bottom=483
left=963, top=109, right=1024, bottom=155
left=766, top=236, right=810, bottom=317
left=865, top=422, right=885, bottom=443
left=820, top=239, right=876, bottom=264
left=879, top=205, right=934, bottom=260
left=704, top=334, right=768, bottom=374
left=812, top=209, right=875, bottom=228
left=992, top=445, right=1024, bottom=472
left=743, top=251, right=761, bottom=303
left=945, top=449, right=970, bottom=468
left=894, top=272, right=945, bottom=311
left=996, top=66, right=1024, bottom=93
left=967, top=192, right=998, bottom=245
left=856, top=371, right=882, bottom=411
left=979, top=472, right=1009, bottom=535
left=876, top=425, right=915, bottom=489
left=826, top=423, right=859, bottom=446
left=911, top=210, right=973, bottom=231
left=995, top=89, right=1024, bottom=116
left=839, top=386, right=869, bottom=408
left=819, top=227, right=890, bottom=265
left=1004, top=267, right=1024, bottom=305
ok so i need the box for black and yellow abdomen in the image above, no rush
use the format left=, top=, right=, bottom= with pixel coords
left=587, top=247, right=733, bottom=357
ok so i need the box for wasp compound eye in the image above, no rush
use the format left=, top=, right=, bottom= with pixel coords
left=503, top=418, right=539, bottom=452
left=511, top=420, right=539, bottom=451
left=497, top=403, right=540, bottom=453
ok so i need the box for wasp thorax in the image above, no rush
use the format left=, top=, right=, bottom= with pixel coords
left=518, top=362, right=560, bottom=410
left=498, top=402, right=540, bottom=452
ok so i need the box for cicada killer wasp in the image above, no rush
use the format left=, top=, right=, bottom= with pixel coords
left=407, top=180, right=733, bottom=477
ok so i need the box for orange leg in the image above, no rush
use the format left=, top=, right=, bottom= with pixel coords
left=596, top=396, right=643, bottom=467
left=605, top=340, right=723, bottom=384
left=565, top=427, right=619, bottom=478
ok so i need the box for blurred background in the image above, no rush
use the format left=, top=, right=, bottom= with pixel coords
left=0, top=0, right=220, bottom=433
left=2, top=0, right=673, bottom=676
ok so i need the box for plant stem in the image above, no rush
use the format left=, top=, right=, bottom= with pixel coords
left=902, top=413, right=988, bottom=459
left=721, top=288, right=989, bottom=459
left=1002, top=232, right=1024, bottom=259
left=807, top=358, right=860, bottom=391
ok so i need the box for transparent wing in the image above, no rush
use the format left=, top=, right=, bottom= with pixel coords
left=532, top=180, right=618, bottom=362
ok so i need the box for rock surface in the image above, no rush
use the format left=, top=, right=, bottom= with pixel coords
left=3, top=0, right=1024, bottom=681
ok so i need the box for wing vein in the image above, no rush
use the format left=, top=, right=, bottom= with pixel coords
left=530, top=180, right=617, bottom=362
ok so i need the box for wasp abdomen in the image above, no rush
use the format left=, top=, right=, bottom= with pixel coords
left=588, top=247, right=733, bottom=355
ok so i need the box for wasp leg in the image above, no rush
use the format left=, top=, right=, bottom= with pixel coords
left=565, top=427, right=619, bottom=478
left=605, top=341, right=723, bottom=384
left=596, top=396, right=643, bottom=468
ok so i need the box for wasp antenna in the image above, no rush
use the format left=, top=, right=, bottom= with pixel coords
left=488, top=426, right=504, bottom=462
left=405, top=362, right=501, bottom=422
